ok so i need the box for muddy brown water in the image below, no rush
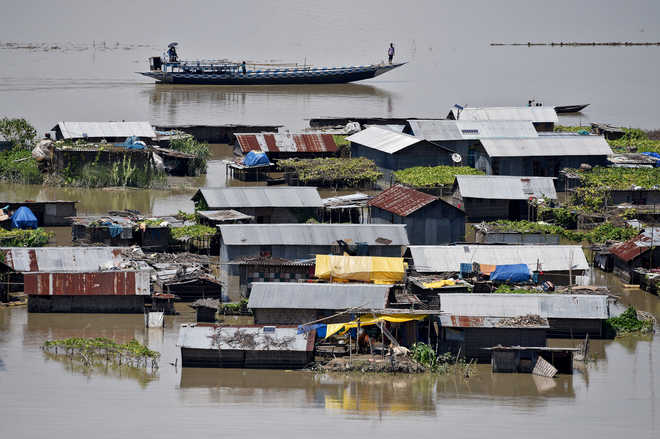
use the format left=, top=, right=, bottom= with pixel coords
left=1, top=271, right=658, bottom=438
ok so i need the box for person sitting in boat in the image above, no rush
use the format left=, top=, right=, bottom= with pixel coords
left=168, top=45, right=178, bottom=63
left=388, top=43, right=395, bottom=64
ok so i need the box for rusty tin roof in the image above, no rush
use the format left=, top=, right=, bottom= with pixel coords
left=235, top=133, right=338, bottom=153
left=368, top=185, right=439, bottom=216
left=610, top=228, right=660, bottom=262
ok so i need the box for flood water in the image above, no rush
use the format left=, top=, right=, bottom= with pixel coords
left=2, top=1, right=660, bottom=437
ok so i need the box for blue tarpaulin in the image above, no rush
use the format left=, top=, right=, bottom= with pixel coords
left=297, top=323, right=327, bottom=338
left=490, top=264, right=530, bottom=282
left=641, top=152, right=660, bottom=167
left=115, top=136, right=146, bottom=150
left=11, top=206, right=38, bottom=229
left=243, top=151, right=270, bottom=167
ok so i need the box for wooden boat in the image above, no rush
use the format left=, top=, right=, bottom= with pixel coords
left=554, top=104, right=589, bottom=114
left=140, top=57, right=405, bottom=85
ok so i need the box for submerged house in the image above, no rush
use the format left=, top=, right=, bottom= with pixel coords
left=234, top=132, right=339, bottom=161
left=178, top=323, right=315, bottom=369
left=472, top=135, right=612, bottom=177
left=218, top=223, right=409, bottom=299
left=403, top=119, right=538, bottom=166
left=368, top=184, right=465, bottom=245
left=447, top=106, right=559, bottom=132
left=609, top=227, right=660, bottom=282
left=437, top=314, right=549, bottom=362
left=346, top=126, right=453, bottom=177
left=407, top=244, right=590, bottom=285
left=438, top=293, right=611, bottom=338
left=247, top=282, right=390, bottom=325
left=452, top=175, right=557, bottom=222
left=51, top=121, right=156, bottom=143
left=0, top=200, right=77, bottom=226
left=192, top=187, right=323, bottom=223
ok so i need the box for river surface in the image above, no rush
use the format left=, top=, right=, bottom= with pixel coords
left=1, top=1, right=660, bottom=437
left=0, top=271, right=658, bottom=438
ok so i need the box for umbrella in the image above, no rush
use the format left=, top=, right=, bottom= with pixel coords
left=168, top=42, right=178, bottom=48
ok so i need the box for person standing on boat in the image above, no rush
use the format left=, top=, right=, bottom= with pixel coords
left=242, top=61, right=247, bottom=74
left=168, top=45, right=178, bottom=63
left=388, top=43, right=395, bottom=64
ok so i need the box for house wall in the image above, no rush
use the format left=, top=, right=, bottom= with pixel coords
left=440, top=327, right=547, bottom=362
left=220, top=207, right=315, bottom=224
left=28, top=295, right=145, bottom=313
left=475, top=231, right=561, bottom=245
left=486, top=155, right=609, bottom=177
left=350, top=141, right=452, bottom=173
left=253, top=308, right=319, bottom=325
left=610, top=190, right=660, bottom=206
left=370, top=203, right=465, bottom=245
left=462, top=198, right=510, bottom=222
left=547, top=318, right=605, bottom=338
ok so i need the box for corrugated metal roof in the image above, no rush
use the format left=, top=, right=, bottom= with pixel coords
left=345, top=126, right=423, bottom=154
left=437, top=314, right=550, bottom=328
left=450, top=107, right=559, bottom=123
left=407, top=120, right=538, bottom=141
left=480, top=136, right=612, bottom=157
left=193, top=187, right=323, bottom=209
left=219, top=224, right=409, bottom=246
left=368, top=185, right=439, bottom=216
left=177, top=324, right=312, bottom=351
left=197, top=210, right=254, bottom=222
left=0, top=247, right=135, bottom=272
left=438, top=294, right=610, bottom=319
left=456, top=175, right=557, bottom=200
left=408, top=245, right=589, bottom=272
left=235, top=133, right=338, bottom=153
left=53, top=121, right=156, bottom=139
left=247, top=282, right=390, bottom=310
left=610, top=227, right=660, bottom=262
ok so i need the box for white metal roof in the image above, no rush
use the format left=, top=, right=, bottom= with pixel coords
left=0, top=247, right=136, bottom=272
left=346, top=126, right=423, bottom=154
left=408, top=245, right=589, bottom=273
left=450, top=107, right=559, bottom=123
left=248, top=282, right=390, bottom=310
left=219, top=224, right=409, bottom=246
left=438, top=294, right=610, bottom=319
left=53, top=121, right=156, bottom=139
left=193, top=187, right=323, bottom=209
left=455, top=175, right=557, bottom=200
left=480, top=136, right=613, bottom=157
left=407, top=120, right=538, bottom=141
left=177, top=324, right=311, bottom=352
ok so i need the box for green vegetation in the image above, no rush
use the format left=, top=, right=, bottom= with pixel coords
left=279, top=157, right=381, bottom=187
left=554, top=124, right=591, bottom=134
left=537, top=206, right=578, bottom=229
left=170, top=224, right=216, bottom=241
left=175, top=210, right=197, bottom=221
left=169, top=137, right=210, bottom=175
left=606, top=307, right=654, bottom=335
left=410, top=343, right=472, bottom=375
left=219, top=299, right=250, bottom=315
left=0, top=228, right=52, bottom=247
left=494, top=284, right=538, bottom=294
left=608, top=128, right=660, bottom=154
left=43, top=337, right=160, bottom=369
left=394, top=165, right=484, bottom=187
left=58, top=155, right=165, bottom=188
left=333, top=135, right=350, bottom=157
left=481, top=220, right=637, bottom=244
left=0, top=147, right=43, bottom=183
left=0, top=117, right=37, bottom=149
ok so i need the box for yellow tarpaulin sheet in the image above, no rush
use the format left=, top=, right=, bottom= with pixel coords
left=315, top=254, right=405, bottom=284
left=422, top=279, right=456, bottom=289
left=325, top=313, right=428, bottom=339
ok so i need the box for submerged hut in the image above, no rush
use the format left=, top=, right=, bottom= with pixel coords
left=452, top=175, right=557, bottom=222
left=192, top=187, right=323, bottom=223
left=447, top=106, right=559, bottom=132
left=0, top=201, right=77, bottom=226
left=609, top=227, right=660, bottom=282
left=346, top=126, right=453, bottom=177
left=234, top=132, right=339, bottom=161
left=368, top=184, right=465, bottom=245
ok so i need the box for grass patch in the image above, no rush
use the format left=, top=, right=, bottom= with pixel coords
left=219, top=299, right=250, bottom=315
left=0, top=228, right=52, bottom=247
left=57, top=155, right=166, bottom=188
left=0, top=147, right=43, bottom=184
left=169, top=137, right=210, bottom=175
left=606, top=307, right=654, bottom=336
left=170, top=224, right=216, bottom=241
left=43, top=337, right=160, bottom=369
left=608, top=128, right=660, bottom=154
left=480, top=220, right=637, bottom=244
left=279, top=157, right=381, bottom=187
left=394, top=165, right=484, bottom=187
left=494, top=284, right=538, bottom=294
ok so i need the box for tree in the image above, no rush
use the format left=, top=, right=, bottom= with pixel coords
left=0, top=118, right=37, bottom=149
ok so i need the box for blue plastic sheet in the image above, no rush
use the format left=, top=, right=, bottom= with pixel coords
left=490, top=264, right=530, bottom=282
left=243, top=150, right=270, bottom=167
left=297, top=323, right=326, bottom=338
left=641, top=152, right=660, bottom=167
left=11, top=206, right=38, bottom=230
left=115, top=136, right=146, bottom=150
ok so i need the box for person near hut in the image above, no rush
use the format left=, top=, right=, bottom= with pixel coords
left=387, top=43, right=395, bottom=64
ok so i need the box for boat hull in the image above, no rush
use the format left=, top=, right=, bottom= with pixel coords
left=554, top=104, right=589, bottom=114
left=140, top=63, right=404, bottom=85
